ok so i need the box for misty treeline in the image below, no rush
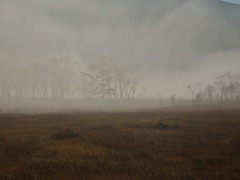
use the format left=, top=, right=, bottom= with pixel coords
left=0, top=55, right=146, bottom=100
left=186, top=71, right=240, bottom=105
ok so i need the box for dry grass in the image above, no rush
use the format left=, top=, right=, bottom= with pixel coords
left=0, top=109, right=239, bottom=179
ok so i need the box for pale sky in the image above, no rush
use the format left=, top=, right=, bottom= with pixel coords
left=0, top=0, right=240, bottom=98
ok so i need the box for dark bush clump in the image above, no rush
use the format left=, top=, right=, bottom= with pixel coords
left=52, top=129, right=79, bottom=140
left=4, top=143, right=32, bottom=159
left=154, top=123, right=179, bottom=130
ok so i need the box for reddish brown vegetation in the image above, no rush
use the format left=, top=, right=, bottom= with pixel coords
left=0, top=110, right=239, bottom=179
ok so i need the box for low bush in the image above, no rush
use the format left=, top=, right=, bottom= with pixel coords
left=52, top=129, right=79, bottom=140
left=154, top=122, right=179, bottom=130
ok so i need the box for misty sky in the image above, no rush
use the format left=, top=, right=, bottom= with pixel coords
left=0, top=0, right=240, bottom=98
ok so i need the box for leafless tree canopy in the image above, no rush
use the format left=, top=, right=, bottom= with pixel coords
left=0, top=56, right=145, bottom=101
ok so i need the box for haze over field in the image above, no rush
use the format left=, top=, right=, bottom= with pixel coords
left=0, top=2, right=239, bottom=179
left=0, top=0, right=240, bottom=99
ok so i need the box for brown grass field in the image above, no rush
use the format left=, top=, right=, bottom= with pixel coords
left=0, top=109, right=239, bottom=179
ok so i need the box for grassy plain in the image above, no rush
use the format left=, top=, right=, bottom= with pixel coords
left=0, top=109, right=239, bottom=179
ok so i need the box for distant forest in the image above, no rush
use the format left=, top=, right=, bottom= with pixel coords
left=0, top=56, right=240, bottom=106
left=184, top=71, right=240, bottom=105
left=0, top=55, right=146, bottom=100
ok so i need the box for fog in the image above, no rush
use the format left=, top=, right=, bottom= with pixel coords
left=0, top=0, right=240, bottom=111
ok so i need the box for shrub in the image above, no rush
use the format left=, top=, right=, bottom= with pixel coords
left=52, top=129, right=79, bottom=140
left=154, top=122, right=179, bottom=130
left=4, top=143, right=32, bottom=159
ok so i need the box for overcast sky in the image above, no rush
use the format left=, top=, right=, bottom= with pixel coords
left=0, top=0, right=240, bottom=98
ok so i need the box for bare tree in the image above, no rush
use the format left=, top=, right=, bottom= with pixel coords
left=187, top=85, right=195, bottom=103
left=170, top=94, right=177, bottom=106
left=113, top=66, right=128, bottom=99
left=47, top=56, right=74, bottom=99
left=81, top=55, right=113, bottom=99
left=0, top=61, right=12, bottom=98
left=113, top=66, right=141, bottom=100
left=80, top=55, right=143, bottom=100
left=204, top=85, right=216, bottom=102
left=214, top=71, right=240, bottom=102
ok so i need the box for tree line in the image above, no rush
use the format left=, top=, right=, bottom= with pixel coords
left=186, top=71, right=240, bottom=104
left=0, top=55, right=145, bottom=100
left=1, top=55, right=239, bottom=104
